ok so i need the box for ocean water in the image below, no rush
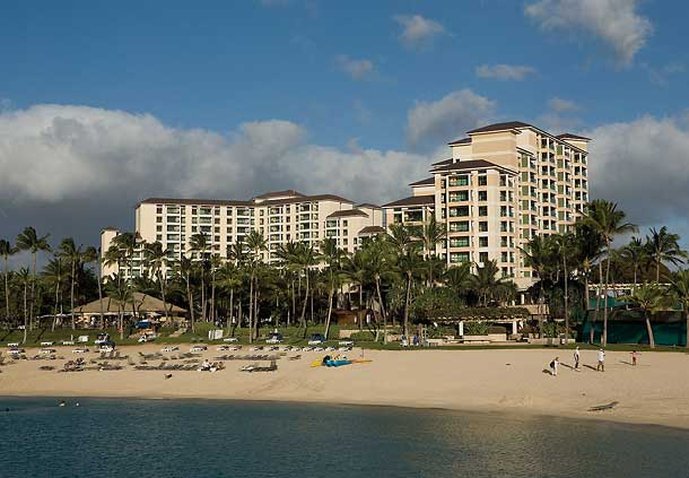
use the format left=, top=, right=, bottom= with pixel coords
left=1, top=398, right=688, bottom=478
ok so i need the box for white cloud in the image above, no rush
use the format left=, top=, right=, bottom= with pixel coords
left=475, top=64, right=536, bottom=81
left=393, top=14, right=446, bottom=49
left=0, top=105, right=430, bottom=235
left=406, top=89, right=495, bottom=146
left=525, top=0, right=652, bottom=65
left=335, top=55, right=375, bottom=80
left=587, top=116, right=689, bottom=234
left=548, top=97, right=579, bottom=113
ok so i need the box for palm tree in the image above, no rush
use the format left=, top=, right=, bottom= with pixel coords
left=42, top=257, right=65, bottom=331
left=320, top=238, right=344, bottom=340
left=58, top=238, right=83, bottom=330
left=417, top=216, right=446, bottom=285
left=471, top=260, right=513, bottom=306
left=15, top=267, right=31, bottom=343
left=245, top=230, right=267, bottom=341
left=582, top=200, right=637, bottom=346
left=646, top=226, right=686, bottom=282
left=361, top=236, right=394, bottom=342
left=188, top=233, right=210, bottom=321
left=396, top=246, right=424, bottom=338
left=444, top=262, right=472, bottom=301
left=344, top=249, right=367, bottom=305
left=553, top=232, right=575, bottom=340
left=143, top=241, right=170, bottom=321
left=175, top=256, right=196, bottom=332
left=0, top=239, right=18, bottom=321
left=82, top=246, right=104, bottom=328
left=668, top=270, right=689, bottom=349
left=620, top=237, right=646, bottom=289
left=218, top=262, right=242, bottom=334
left=16, top=227, right=51, bottom=328
left=620, top=283, right=669, bottom=349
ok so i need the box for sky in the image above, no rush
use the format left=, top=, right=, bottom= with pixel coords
left=2, top=0, right=689, bottom=258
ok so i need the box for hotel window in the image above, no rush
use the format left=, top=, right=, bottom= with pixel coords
left=501, top=236, right=508, bottom=247
left=192, top=226, right=198, bottom=233
left=479, top=252, right=488, bottom=263
left=478, top=175, right=487, bottom=186
left=478, top=206, right=488, bottom=216
left=501, top=252, right=508, bottom=263
left=214, top=227, right=220, bottom=233
left=156, top=234, right=162, bottom=241
left=156, top=216, right=163, bottom=223
left=156, top=225, right=162, bottom=232
left=449, top=175, right=469, bottom=187
left=450, top=237, right=470, bottom=248
left=478, top=221, right=488, bottom=232
left=214, top=236, right=220, bottom=242
left=450, top=252, right=470, bottom=263
left=478, top=191, right=487, bottom=201
left=343, top=238, right=348, bottom=245
left=156, top=206, right=163, bottom=214
left=343, top=220, right=348, bottom=227
left=479, top=237, right=488, bottom=248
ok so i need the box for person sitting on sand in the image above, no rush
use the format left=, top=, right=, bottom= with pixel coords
left=200, top=359, right=211, bottom=371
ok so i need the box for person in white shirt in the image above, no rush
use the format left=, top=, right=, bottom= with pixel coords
left=574, top=346, right=581, bottom=370
left=597, top=349, right=605, bottom=372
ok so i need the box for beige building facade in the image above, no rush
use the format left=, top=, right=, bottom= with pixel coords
left=101, top=190, right=383, bottom=277
left=383, top=121, right=589, bottom=289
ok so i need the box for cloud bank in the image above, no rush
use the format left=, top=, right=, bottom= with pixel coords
left=393, top=14, right=446, bottom=49
left=0, top=105, right=430, bottom=244
left=525, top=0, right=652, bottom=65
left=335, top=55, right=375, bottom=80
left=406, top=89, right=495, bottom=147
left=475, top=64, right=536, bottom=81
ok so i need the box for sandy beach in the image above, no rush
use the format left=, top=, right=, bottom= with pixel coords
left=2, top=345, right=688, bottom=429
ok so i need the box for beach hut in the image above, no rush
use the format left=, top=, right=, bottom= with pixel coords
left=74, top=293, right=187, bottom=328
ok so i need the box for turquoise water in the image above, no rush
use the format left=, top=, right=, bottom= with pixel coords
left=1, top=398, right=688, bottom=478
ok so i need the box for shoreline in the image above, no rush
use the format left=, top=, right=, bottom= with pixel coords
left=2, top=345, right=689, bottom=430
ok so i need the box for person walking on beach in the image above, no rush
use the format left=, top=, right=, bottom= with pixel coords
left=574, top=346, right=581, bottom=370
left=550, top=356, right=559, bottom=376
left=597, top=348, right=605, bottom=372
left=631, top=350, right=638, bottom=366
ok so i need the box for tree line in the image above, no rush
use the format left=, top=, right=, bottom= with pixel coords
left=2, top=199, right=689, bottom=347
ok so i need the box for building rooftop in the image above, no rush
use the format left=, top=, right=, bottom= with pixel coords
left=467, top=121, right=532, bottom=134
left=430, top=159, right=516, bottom=174
left=556, top=133, right=591, bottom=141
left=409, top=177, right=435, bottom=186
left=259, top=193, right=353, bottom=206
left=382, top=195, right=435, bottom=207
left=447, top=137, right=471, bottom=145
left=139, top=197, right=253, bottom=207
left=358, top=225, right=386, bottom=235
left=355, top=203, right=382, bottom=209
left=431, top=158, right=455, bottom=167
left=327, top=209, right=369, bottom=219
left=253, top=189, right=306, bottom=200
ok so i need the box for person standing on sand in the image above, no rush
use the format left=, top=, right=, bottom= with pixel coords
left=574, top=346, right=581, bottom=370
left=550, top=356, right=559, bottom=376
left=631, top=350, right=638, bottom=366
left=597, top=348, right=605, bottom=372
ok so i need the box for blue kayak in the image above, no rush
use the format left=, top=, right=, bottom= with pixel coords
left=325, top=359, right=351, bottom=367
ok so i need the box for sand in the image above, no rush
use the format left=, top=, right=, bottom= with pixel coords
left=2, top=344, right=689, bottom=429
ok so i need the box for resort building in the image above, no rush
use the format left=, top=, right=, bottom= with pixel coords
left=101, top=190, right=384, bottom=278
left=383, top=121, right=589, bottom=289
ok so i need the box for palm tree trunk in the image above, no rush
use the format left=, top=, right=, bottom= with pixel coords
left=563, top=253, right=569, bottom=342
left=211, top=271, right=216, bottom=324
left=52, top=273, right=60, bottom=332
left=603, top=243, right=611, bottom=347
left=299, top=272, right=308, bottom=329
left=375, top=276, right=387, bottom=343
left=656, top=259, right=660, bottom=283
left=645, top=311, right=656, bottom=349
left=159, top=271, right=169, bottom=322
left=404, top=272, right=412, bottom=338
left=685, top=309, right=689, bottom=350
left=200, top=276, right=206, bottom=322
left=23, top=282, right=28, bottom=344
left=227, top=288, right=234, bottom=335
left=3, top=257, right=9, bottom=321
left=70, top=260, right=76, bottom=330
left=248, top=273, right=254, bottom=343
left=253, top=277, right=259, bottom=340
left=97, top=262, right=104, bottom=329
left=324, top=286, right=334, bottom=339
left=186, top=277, right=195, bottom=332
left=30, top=252, right=37, bottom=331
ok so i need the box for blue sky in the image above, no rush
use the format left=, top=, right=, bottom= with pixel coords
left=2, top=0, right=689, bottom=248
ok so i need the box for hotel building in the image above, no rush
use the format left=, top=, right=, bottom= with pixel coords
left=383, top=121, right=589, bottom=289
left=101, top=190, right=384, bottom=278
